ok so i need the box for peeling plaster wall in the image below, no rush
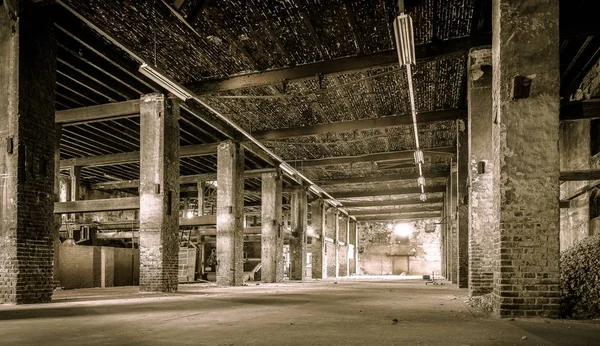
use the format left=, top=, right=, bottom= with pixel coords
left=357, top=219, right=441, bottom=276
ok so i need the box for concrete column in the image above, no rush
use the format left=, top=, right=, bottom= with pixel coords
left=467, top=47, right=495, bottom=296
left=353, top=220, right=359, bottom=275
left=216, top=140, right=244, bottom=286
left=457, top=119, right=469, bottom=288
left=261, top=170, right=283, bottom=283
left=492, top=0, right=560, bottom=318
left=345, top=216, right=350, bottom=277
left=451, top=164, right=458, bottom=284
left=197, top=180, right=205, bottom=216
left=325, top=206, right=336, bottom=277
left=53, top=125, right=62, bottom=286
left=334, top=209, right=340, bottom=278
left=0, top=1, right=56, bottom=304
left=289, top=186, right=307, bottom=280
left=310, top=199, right=325, bottom=279
left=139, top=93, right=180, bottom=292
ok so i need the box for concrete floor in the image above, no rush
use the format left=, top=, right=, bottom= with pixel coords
left=1, top=277, right=599, bottom=346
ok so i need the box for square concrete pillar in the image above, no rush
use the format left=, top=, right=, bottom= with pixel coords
left=451, top=165, right=458, bottom=284
left=216, top=140, right=244, bottom=286
left=492, top=0, right=560, bottom=318
left=289, top=186, right=307, bottom=280
left=353, top=220, right=359, bottom=275
left=467, top=47, right=495, bottom=296
left=457, top=119, right=469, bottom=288
left=325, top=206, right=337, bottom=277
left=334, top=209, right=340, bottom=278
left=310, top=199, right=326, bottom=279
left=139, top=93, right=180, bottom=292
left=345, top=216, right=351, bottom=277
left=261, top=170, right=284, bottom=283
left=0, top=1, right=56, bottom=304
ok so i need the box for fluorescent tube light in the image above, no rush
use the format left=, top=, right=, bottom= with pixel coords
left=139, top=63, right=193, bottom=101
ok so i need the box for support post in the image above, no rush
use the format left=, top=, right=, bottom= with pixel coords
left=289, top=186, right=307, bottom=280
left=457, top=119, right=469, bottom=288
left=451, top=163, right=458, bottom=284
left=492, top=0, right=560, bottom=318
left=197, top=180, right=205, bottom=216
left=467, top=47, right=495, bottom=296
left=261, top=170, right=283, bottom=283
left=335, top=208, right=340, bottom=278
left=216, top=140, right=244, bottom=286
left=345, top=215, right=350, bottom=277
left=353, top=220, right=359, bottom=275
left=310, top=199, right=325, bottom=279
left=138, top=93, right=180, bottom=292
left=0, top=1, right=56, bottom=304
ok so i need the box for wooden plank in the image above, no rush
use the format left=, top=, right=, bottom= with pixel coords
left=333, top=185, right=446, bottom=199
left=316, top=170, right=449, bottom=186
left=289, top=147, right=455, bottom=168
left=54, top=197, right=140, bottom=213
left=560, top=99, right=600, bottom=121
left=562, top=180, right=600, bottom=201
left=187, top=36, right=491, bottom=94
left=354, top=212, right=442, bottom=221
left=340, top=197, right=444, bottom=207
left=253, top=109, right=465, bottom=140
left=60, top=142, right=219, bottom=168
left=560, top=169, right=600, bottom=181
left=55, top=99, right=140, bottom=124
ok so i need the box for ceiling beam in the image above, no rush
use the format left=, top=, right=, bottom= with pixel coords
left=354, top=212, right=442, bottom=222
left=560, top=169, right=600, bottom=181
left=350, top=206, right=441, bottom=216
left=59, top=142, right=218, bottom=168
left=187, top=35, right=491, bottom=94
left=316, top=170, right=449, bottom=186
left=253, top=109, right=465, bottom=140
left=90, top=168, right=277, bottom=190
left=340, top=197, right=443, bottom=207
left=55, top=99, right=140, bottom=125
left=560, top=99, right=600, bottom=121
left=332, top=185, right=446, bottom=199
left=289, top=146, right=455, bottom=168
left=54, top=197, right=140, bottom=214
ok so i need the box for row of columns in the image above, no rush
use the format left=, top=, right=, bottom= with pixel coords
left=443, top=1, right=561, bottom=318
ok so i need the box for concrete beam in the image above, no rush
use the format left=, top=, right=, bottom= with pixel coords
left=333, top=185, right=446, bottom=199
left=340, top=197, right=444, bottom=208
left=354, top=213, right=442, bottom=221
left=349, top=206, right=442, bottom=216
left=288, top=147, right=455, bottom=168
left=559, top=169, right=600, bottom=181
left=187, top=36, right=491, bottom=94
left=55, top=99, right=140, bottom=124
left=54, top=197, right=140, bottom=214
left=252, top=109, right=465, bottom=140
left=316, top=170, right=449, bottom=185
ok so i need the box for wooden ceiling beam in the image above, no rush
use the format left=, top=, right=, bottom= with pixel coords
left=560, top=169, right=600, bottom=181
left=316, top=170, right=449, bottom=185
left=187, top=35, right=492, bottom=94
left=253, top=109, right=465, bottom=140
left=560, top=99, right=600, bottom=121
left=289, top=146, right=455, bottom=168
left=340, top=197, right=443, bottom=207
left=350, top=205, right=441, bottom=216
left=354, top=212, right=442, bottom=222
left=332, top=185, right=446, bottom=199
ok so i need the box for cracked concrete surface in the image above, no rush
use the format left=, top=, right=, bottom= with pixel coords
left=1, top=277, right=599, bottom=346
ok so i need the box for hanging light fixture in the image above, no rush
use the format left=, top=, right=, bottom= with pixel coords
left=394, top=8, right=428, bottom=202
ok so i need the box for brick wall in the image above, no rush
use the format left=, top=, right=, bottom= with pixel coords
left=357, top=220, right=441, bottom=276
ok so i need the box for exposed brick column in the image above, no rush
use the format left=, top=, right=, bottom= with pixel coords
left=289, top=186, right=307, bottom=280
left=457, top=119, right=469, bottom=288
left=261, top=170, right=284, bottom=283
left=467, top=47, right=495, bottom=296
left=492, top=0, right=560, bottom=318
left=310, top=199, right=325, bottom=279
left=139, top=93, right=180, bottom=292
left=216, top=140, right=244, bottom=286
left=0, top=1, right=56, bottom=304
